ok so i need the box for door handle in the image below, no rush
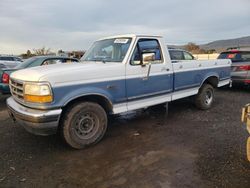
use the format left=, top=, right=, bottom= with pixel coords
left=179, top=65, right=183, bottom=69
left=161, top=67, right=170, bottom=71
left=107, top=85, right=116, bottom=89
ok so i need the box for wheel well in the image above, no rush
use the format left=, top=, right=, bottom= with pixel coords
left=62, top=95, right=113, bottom=114
left=203, top=76, right=219, bottom=88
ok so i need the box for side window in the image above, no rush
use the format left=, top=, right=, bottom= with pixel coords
left=131, top=39, right=163, bottom=65
left=61, top=59, right=78, bottom=63
left=71, top=59, right=79, bottom=62
left=131, top=45, right=141, bottom=65
left=42, top=59, right=63, bottom=66
left=14, top=57, right=22, bottom=62
left=0, top=57, right=14, bottom=61
left=169, top=50, right=184, bottom=61
left=183, top=52, right=194, bottom=60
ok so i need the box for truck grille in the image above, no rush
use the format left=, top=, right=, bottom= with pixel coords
left=10, top=79, right=24, bottom=101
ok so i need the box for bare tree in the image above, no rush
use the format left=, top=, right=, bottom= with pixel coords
left=33, top=47, right=53, bottom=55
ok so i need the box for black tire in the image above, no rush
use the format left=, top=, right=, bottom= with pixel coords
left=195, top=84, right=214, bottom=110
left=61, top=102, right=107, bottom=149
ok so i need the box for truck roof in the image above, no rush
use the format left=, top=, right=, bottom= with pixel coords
left=98, top=34, right=163, bottom=41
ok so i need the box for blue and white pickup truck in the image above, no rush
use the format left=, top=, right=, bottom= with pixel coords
left=7, top=34, right=231, bottom=149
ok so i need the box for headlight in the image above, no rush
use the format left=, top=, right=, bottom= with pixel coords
left=24, top=83, right=53, bottom=103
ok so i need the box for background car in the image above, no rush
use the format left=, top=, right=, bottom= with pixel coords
left=218, top=50, right=250, bottom=85
left=0, top=56, right=79, bottom=94
left=0, top=55, right=23, bottom=69
left=168, top=48, right=195, bottom=62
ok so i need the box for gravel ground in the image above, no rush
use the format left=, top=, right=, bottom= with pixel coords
left=0, top=87, right=250, bottom=188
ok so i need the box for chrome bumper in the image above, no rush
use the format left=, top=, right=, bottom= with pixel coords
left=7, top=97, right=62, bottom=136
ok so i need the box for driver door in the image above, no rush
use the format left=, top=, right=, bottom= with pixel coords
left=125, top=38, right=173, bottom=111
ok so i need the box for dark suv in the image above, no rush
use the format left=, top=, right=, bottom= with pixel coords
left=218, top=50, right=250, bottom=85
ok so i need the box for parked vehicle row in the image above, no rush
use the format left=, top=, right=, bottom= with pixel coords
left=6, top=34, right=231, bottom=149
left=0, top=56, right=79, bottom=94
left=0, top=55, right=22, bottom=69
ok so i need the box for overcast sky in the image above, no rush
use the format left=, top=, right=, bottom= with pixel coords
left=0, top=0, right=249, bottom=54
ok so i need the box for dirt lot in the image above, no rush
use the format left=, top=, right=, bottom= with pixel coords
left=0, top=87, right=250, bottom=188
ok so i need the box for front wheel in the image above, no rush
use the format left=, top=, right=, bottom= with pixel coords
left=195, top=84, right=214, bottom=110
left=61, top=102, right=108, bottom=149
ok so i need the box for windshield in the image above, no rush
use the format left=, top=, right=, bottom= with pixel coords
left=15, top=57, right=37, bottom=69
left=81, top=38, right=132, bottom=62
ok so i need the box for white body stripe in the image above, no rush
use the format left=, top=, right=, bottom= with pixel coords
left=171, top=87, right=199, bottom=101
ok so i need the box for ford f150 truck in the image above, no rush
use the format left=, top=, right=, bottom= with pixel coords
left=7, top=34, right=231, bottom=149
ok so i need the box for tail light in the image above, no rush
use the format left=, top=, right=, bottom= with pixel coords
left=244, top=80, right=250, bottom=84
left=2, top=73, right=10, bottom=84
left=236, top=65, right=250, bottom=71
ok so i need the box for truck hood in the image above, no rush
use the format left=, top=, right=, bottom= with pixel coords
left=10, top=62, right=125, bottom=86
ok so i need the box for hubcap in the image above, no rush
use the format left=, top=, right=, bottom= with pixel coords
left=205, top=90, right=213, bottom=105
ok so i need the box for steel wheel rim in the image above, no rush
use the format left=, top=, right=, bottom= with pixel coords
left=73, top=112, right=99, bottom=139
left=205, top=90, right=213, bottom=105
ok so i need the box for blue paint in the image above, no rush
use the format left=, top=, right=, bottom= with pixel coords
left=126, top=73, right=174, bottom=99
left=22, top=66, right=230, bottom=110
left=174, top=66, right=231, bottom=91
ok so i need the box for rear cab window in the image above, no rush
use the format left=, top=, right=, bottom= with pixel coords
left=169, top=50, right=184, bottom=61
left=183, top=51, right=194, bottom=60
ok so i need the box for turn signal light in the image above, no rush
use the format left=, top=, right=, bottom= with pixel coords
left=24, top=95, right=53, bottom=103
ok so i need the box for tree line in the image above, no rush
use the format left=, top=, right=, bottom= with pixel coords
left=184, top=43, right=216, bottom=54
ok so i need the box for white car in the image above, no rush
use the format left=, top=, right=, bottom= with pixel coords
left=0, top=55, right=22, bottom=69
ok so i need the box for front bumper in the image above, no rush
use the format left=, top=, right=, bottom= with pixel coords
left=7, top=97, right=62, bottom=136
left=0, top=83, right=10, bottom=94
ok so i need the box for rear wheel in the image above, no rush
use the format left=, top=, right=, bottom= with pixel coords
left=61, top=102, right=107, bottom=149
left=195, top=84, right=214, bottom=110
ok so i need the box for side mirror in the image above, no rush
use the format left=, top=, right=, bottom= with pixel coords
left=142, top=53, right=155, bottom=66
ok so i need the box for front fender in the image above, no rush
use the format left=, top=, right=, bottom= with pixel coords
left=53, top=86, right=115, bottom=107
